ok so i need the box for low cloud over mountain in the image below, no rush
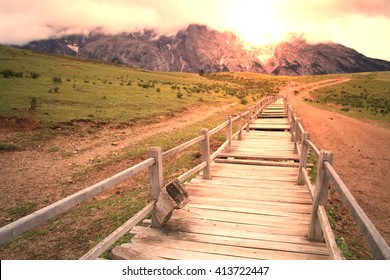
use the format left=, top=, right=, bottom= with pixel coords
left=22, top=24, right=390, bottom=76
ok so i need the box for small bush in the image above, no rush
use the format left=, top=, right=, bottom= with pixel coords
left=341, top=107, right=349, bottom=112
left=30, top=72, right=40, bottom=79
left=1, top=69, right=15, bottom=78
left=30, top=97, right=37, bottom=111
left=240, top=97, right=248, bottom=105
left=52, top=76, right=62, bottom=83
left=177, top=92, right=183, bottom=99
left=14, top=72, right=24, bottom=78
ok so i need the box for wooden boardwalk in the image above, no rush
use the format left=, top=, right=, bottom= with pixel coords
left=112, top=99, right=330, bottom=260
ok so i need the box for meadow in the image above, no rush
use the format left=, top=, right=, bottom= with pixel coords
left=306, top=72, right=390, bottom=125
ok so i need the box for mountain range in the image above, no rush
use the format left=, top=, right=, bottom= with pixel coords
left=21, top=24, right=390, bottom=76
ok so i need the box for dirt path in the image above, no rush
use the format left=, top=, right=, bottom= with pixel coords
left=0, top=103, right=236, bottom=215
left=282, top=79, right=390, bottom=245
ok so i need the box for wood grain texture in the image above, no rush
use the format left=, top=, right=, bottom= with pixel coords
left=111, top=98, right=333, bottom=260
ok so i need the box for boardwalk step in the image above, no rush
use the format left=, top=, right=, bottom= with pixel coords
left=113, top=97, right=332, bottom=260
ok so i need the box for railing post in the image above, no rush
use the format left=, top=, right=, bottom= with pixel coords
left=149, top=147, right=163, bottom=228
left=238, top=113, right=243, bottom=140
left=308, top=150, right=334, bottom=241
left=200, top=128, right=211, bottom=180
left=290, top=113, right=296, bottom=142
left=294, top=118, right=301, bottom=154
left=246, top=106, right=252, bottom=132
left=297, top=132, right=309, bottom=185
left=227, top=115, right=232, bottom=150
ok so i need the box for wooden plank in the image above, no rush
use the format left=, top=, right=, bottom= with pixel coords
left=166, top=216, right=309, bottom=237
left=111, top=246, right=164, bottom=260
left=217, top=153, right=299, bottom=161
left=187, top=196, right=312, bottom=214
left=190, top=177, right=306, bottom=190
left=214, top=158, right=313, bottom=168
left=173, top=208, right=311, bottom=228
left=187, top=183, right=311, bottom=199
left=117, top=242, right=252, bottom=260
left=186, top=189, right=312, bottom=205
left=162, top=218, right=324, bottom=246
left=187, top=203, right=311, bottom=220
left=131, top=227, right=329, bottom=256
left=129, top=228, right=328, bottom=260
left=317, top=205, right=343, bottom=260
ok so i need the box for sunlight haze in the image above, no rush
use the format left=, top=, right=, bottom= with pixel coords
left=0, top=0, right=389, bottom=60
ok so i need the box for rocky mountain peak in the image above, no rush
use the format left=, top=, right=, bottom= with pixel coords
left=20, top=24, right=390, bottom=76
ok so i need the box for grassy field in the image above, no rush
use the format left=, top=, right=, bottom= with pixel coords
left=0, top=46, right=233, bottom=125
left=307, top=71, right=390, bottom=125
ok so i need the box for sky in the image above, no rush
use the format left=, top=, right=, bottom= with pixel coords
left=0, top=0, right=389, bottom=60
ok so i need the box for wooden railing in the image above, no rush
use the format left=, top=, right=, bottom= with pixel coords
left=286, top=98, right=390, bottom=260
left=0, top=96, right=277, bottom=260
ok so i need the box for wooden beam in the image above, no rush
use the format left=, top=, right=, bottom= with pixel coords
left=149, top=147, right=163, bottom=228
left=308, top=151, right=333, bottom=241
left=324, top=162, right=390, bottom=259
left=0, top=158, right=155, bottom=245
left=317, top=205, right=343, bottom=260
left=80, top=202, right=155, bottom=260
left=162, top=135, right=204, bottom=159
left=200, top=129, right=211, bottom=180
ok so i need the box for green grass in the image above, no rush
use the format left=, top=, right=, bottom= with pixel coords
left=0, top=46, right=238, bottom=126
left=307, top=72, right=390, bottom=125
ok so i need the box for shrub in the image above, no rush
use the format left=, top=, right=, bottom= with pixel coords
left=30, top=72, right=40, bottom=79
left=177, top=92, right=183, bottom=99
left=240, top=98, right=248, bottom=105
left=30, top=97, right=37, bottom=111
left=14, top=72, right=24, bottom=78
left=1, top=69, right=15, bottom=78
left=52, top=76, right=62, bottom=83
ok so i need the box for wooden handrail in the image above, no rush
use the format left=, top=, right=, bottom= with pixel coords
left=209, top=120, right=229, bottom=136
left=162, top=135, right=205, bottom=158
left=0, top=158, right=155, bottom=245
left=324, top=162, right=390, bottom=259
left=305, top=139, right=320, bottom=158
left=285, top=97, right=390, bottom=259
left=80, top=201, right=155, bottom=260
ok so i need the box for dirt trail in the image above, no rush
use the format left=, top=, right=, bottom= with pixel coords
left=282, top=79, right=390, bottom=245
left=0, top=103, right=236, bottom=213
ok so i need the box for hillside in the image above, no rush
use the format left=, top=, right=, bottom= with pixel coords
left=21, top=24, right=390, bottom=76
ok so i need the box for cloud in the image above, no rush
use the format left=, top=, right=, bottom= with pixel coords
left=0, top=0, right=389, bottom=60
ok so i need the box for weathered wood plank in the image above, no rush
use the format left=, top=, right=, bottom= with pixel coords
left=129, top=229, right=328, bottom=260
left=131, top=227, right=329, bottom=256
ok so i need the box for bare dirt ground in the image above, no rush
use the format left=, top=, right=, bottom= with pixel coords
left=0, top=103, right=236, bottom=216
left=282, top=79, right=390, bottom=248
left=1, top=79, right=389, bottom=258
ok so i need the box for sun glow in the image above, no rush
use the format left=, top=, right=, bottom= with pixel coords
left=223, top=1, right=288, bottom=46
